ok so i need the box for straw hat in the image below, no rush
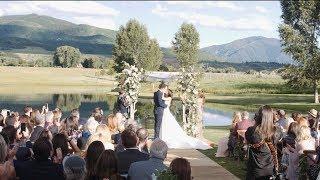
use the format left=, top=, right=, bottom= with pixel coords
left=308, top=109, right=318, bottom=118
left=279, top=110, right=285, bottom=116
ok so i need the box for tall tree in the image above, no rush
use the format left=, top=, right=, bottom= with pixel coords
left=279, top=0, right=320, bottom=103
left=53, top=46, right=81, bottom=68
left=172, top=23, right=200, bottom=69
left=145, top=39, right=163, bottom=71
left=113, top=19, right=162, bottom=72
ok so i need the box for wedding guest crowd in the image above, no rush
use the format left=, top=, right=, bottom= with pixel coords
left=216, top=105, right=320, bottom=180
left=0, top=104, right=191, bottom=180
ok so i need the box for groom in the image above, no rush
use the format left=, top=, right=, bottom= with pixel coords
left=153, top=82, right=168, bottom=139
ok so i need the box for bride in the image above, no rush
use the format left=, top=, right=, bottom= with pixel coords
left=159, top=89, right=211, bottom=150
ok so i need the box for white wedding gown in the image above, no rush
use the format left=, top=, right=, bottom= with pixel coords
left=159, top=100, right=211, bottom=150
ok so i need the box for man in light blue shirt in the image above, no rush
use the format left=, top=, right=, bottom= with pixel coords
left=127, top=139, right=168, bottom=180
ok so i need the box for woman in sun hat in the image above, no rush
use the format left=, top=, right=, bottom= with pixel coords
left=308, top=109, right=318, bottom=139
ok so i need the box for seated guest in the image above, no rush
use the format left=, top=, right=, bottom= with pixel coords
left=5, top=113, right=20, bottom=129
left=93, top=150, right=123, bottom=180
left=16, top=137, right=64, bottom=180
left=61, top=116, right=79, bottom=137
left=291, top=112, right=302, bottom=122
left=19, top=114, right=33, bottom=137
left=234, top=111, right=253, bottom=132
left=75, top=137, right=86, bottom=157
left=170, top=158, right=192, bottom=180
left=308, top=109, right=318, bottom=138
left=125, top=120, right=139, bottom=132
left=29, top=113, right=45, bottom=142
left=23, top=106, right=32, bottom=117
left=0, top=134, right=16, bottom=180
left=276, top=110, right=290, bottom=131
left=136, top=128, right=149, bottom=154
left=287, top=126, right=316, bottom=180
left=85, top=141, right=105, bottom=179
left=128, top=139, right=168, bottom=180
left=92, top=112, right=103, bottom=124
left=70, top=109, right=80, bottom=125
left=281, top=122, right=299, bottom=178
left=225, top=112, right=242, bottom=157
left=112, top=116, right=125, bottom=145
left=86, top=124, right=114, bottom=150
left=30, top=109, right=40, bottom=126
left=0, top=109, right=10, bottom=122
left=52, top=133, right=70, bottom=162
left=63, top=155, right=86, bottom=180
left=297, top=117, right=310, bottom=127
left=84, top=116, right=99, bottom=137
left=40, top=129, right=53, bottom=141
left=0, top=114, right=4, bottom=132
left=117, top=129, right=149, bottom=175
left=45, top=111, right=59, bottom=136
left=107, top=114, right=119, bottom=134
left=1, top=125, right=18, bottom=148
left=53, top=108, right=62, bottom=126
left=231, top=112, right=242, bottom=130
left=14, top=147, right=32, bottom=178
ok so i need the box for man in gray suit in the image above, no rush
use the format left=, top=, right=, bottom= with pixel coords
left=127, top=139, right=168, bottom=180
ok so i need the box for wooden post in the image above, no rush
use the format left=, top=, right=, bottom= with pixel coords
left=182, top=104, right=186, bottom=124
left=129, top=102, right=135, bottom=120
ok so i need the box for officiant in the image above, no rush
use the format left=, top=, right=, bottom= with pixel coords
left=115, top=89, right=129, bottom=118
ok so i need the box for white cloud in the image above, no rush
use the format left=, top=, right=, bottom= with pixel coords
left=208, top=1, right=244, bottom=11
left=0, top=1, right=119, bottom=16
left=255, top=6, right=268, bottom=13
left=0, top=9, right=4, bottom=17
left=72, top=16, right=117, bottom=30
left=152, top=4, right=273, bottom=31
left=166, top=1, right=244, bottom=11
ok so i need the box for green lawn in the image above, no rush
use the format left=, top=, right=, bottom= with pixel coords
left=202, top=126, right=246, bottom=180
left=203, top=126, right=230, bottom=143
left=0, top=66, right=115, bottom=94
left=199, top=146, right=246, bottom=180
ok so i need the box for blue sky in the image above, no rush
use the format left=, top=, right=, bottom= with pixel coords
left=0, top=1, right=282, bottom=48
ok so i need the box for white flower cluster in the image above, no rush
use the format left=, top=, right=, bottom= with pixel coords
left=183, top=122, right=197, bottom=137
left=116, top=63, right=144, bottom=104
left=177, top=68, right=201, bottom=137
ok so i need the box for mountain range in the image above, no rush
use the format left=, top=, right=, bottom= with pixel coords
left=0, top=14, right=293, bottom=64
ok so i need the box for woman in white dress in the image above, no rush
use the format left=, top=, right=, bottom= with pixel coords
left=159, top=89, right=211, bottom=150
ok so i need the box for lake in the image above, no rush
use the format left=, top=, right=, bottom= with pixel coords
left=0, top=93, right=237, bottom=127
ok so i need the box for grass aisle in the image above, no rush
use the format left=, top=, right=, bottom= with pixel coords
left=202, top=126, right=246, bottom=179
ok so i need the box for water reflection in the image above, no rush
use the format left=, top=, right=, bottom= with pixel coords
left=0, top=93, right=236, bottom=127
left=203, top=108, right=233, bottom=126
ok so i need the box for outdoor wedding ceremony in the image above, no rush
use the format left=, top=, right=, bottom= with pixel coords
left=0, top=1, right=320, bottom=180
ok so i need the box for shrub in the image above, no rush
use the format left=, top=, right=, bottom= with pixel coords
left=82, top=57, right=102, bottom=69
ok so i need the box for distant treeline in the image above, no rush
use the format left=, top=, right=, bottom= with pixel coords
left=202, top=61, right=285, bottom=72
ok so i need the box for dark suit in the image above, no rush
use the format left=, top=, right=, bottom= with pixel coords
left=29, top=126, right=44, bottom=143
left=15, top=159, right=64, bottom=180
left=117, top=148, right=149, bottom=174
left=153, top=90, right=167, bottom=139
left=115, top=95, right=129, bottom=115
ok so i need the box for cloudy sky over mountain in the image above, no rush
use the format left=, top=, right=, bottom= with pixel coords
left=0, top=1, right=282, bottom=47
